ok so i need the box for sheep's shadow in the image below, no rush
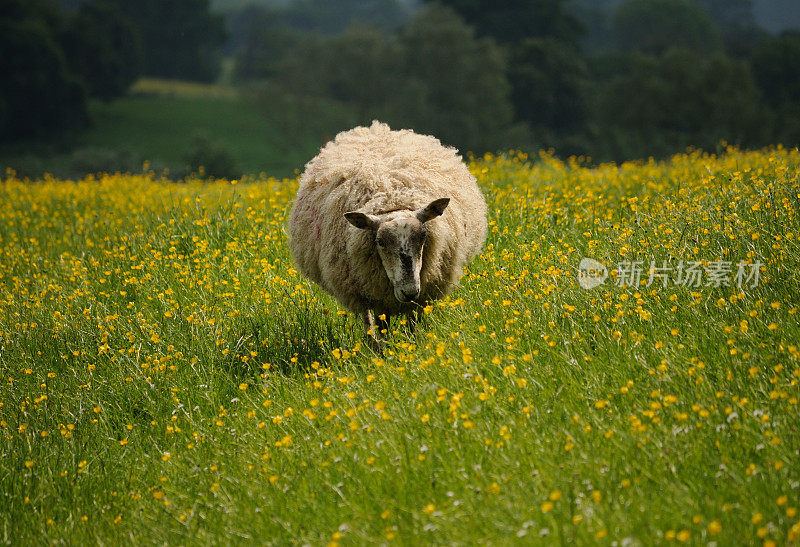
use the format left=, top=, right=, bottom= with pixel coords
left=217, top=311, right=365, bottom=379
left=215, top=303, right=433, bottom=384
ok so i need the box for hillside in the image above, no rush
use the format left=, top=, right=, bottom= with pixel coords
left=0, top=79, right=332, bottom=180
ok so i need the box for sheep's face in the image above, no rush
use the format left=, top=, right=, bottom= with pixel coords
left=345, top=198, right=450, bottom=304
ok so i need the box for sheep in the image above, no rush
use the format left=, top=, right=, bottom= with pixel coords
left=288, top=121, right=487, bottom=343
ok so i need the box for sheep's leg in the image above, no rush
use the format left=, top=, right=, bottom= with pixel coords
left=362, top=309, right=380, bottom=350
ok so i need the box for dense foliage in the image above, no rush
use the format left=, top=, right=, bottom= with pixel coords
left=0, top=0, right=89, bottom=139
left=612, top=0, right=722, bottom=56
left=3, top=0, right=800, bottom=169
left=237, top=5, right=524, bottom=154
left=0, top=0, right=225, bottom=141
left=593, top=50, right=765, bottom=160
left=231, top=0, right=800, bottom=162
left=107, top=0, right=226, bottom=83
left=60, top=1, right=141, bottom=101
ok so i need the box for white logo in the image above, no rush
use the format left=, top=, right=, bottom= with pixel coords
left=578, top=258, right=608, bottom=289
left=578, top=257, right=762, bottom=289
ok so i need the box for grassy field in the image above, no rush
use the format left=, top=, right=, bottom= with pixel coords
left=85, top=94, right=300, bottom=175
left=0, top=79, right=330, bottom=180
left=1, top=148, right=799, bottom=544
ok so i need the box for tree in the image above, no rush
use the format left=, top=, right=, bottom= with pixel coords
left=233, top=7, right=303, bottom=81
left=568, top=0, right=620, bottom=55
left=0, top=0, right=88, bottom=140
left=109, top=0, right=226, bottom=82
left=316, top=25, right=405, bottom=116
left=751, top=31, right=800, bottom=109
left=508, top=38, right=589, bottom=148
left=240, top=5, right=524, bottom=153
left=750, top=31, right=800, bottom=146
left=59, top=1, right=142, bottom=100
left=612, top=0, right=723, bottom=57
left=692, top=0, right=753, bottom=28
left=719, top=23, right=768, bottom=59
left=595, top=49, right=764, bottom=160
left=272, top=0, right=413, bottom=34
left=428, top=0, right=582, bottom=47
left=391, top=5, right=523, bottom=152
left=687, top=0, right=766, bottom=59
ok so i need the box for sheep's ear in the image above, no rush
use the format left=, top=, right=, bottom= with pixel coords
left=416, top=198, right=450, bottom=223
left=344, top=211, right=381, bottom=231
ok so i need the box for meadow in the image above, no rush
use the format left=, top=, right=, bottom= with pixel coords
left=1, top=147, right=799, bottom=544
left=0, top=79, right=332, bottom=180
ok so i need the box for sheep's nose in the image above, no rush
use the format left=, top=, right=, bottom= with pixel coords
left=402, top=289, right=419, bottom=301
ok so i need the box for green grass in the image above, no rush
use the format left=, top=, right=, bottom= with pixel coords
left=0, top=79, right=335, bottom=179
left=85, top=94, right=303, bottom=175
left=1, top=148, right=799, bottom=544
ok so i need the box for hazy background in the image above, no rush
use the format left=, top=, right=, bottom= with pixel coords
left=1, top=0, right=799, bottom=178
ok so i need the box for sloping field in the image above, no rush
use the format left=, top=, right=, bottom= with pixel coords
left=1, top=148, right=798, bottom=543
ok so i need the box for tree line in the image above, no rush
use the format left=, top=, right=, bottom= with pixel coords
left=233, top=0, right=800, bottom=160
left=2, top=0, right=799, bottom=163
left=0, top=0, right=225, bottom=140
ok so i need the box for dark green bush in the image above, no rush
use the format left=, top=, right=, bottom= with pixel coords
left=68, top=147, right=141, bottom=176
left=183, top=133, right=241, bottom=180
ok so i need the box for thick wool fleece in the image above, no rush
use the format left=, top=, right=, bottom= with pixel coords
left=288, top=121, right=487, bottom=316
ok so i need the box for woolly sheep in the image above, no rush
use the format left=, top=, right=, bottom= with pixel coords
left=288, top=121, right=487, bottom=342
